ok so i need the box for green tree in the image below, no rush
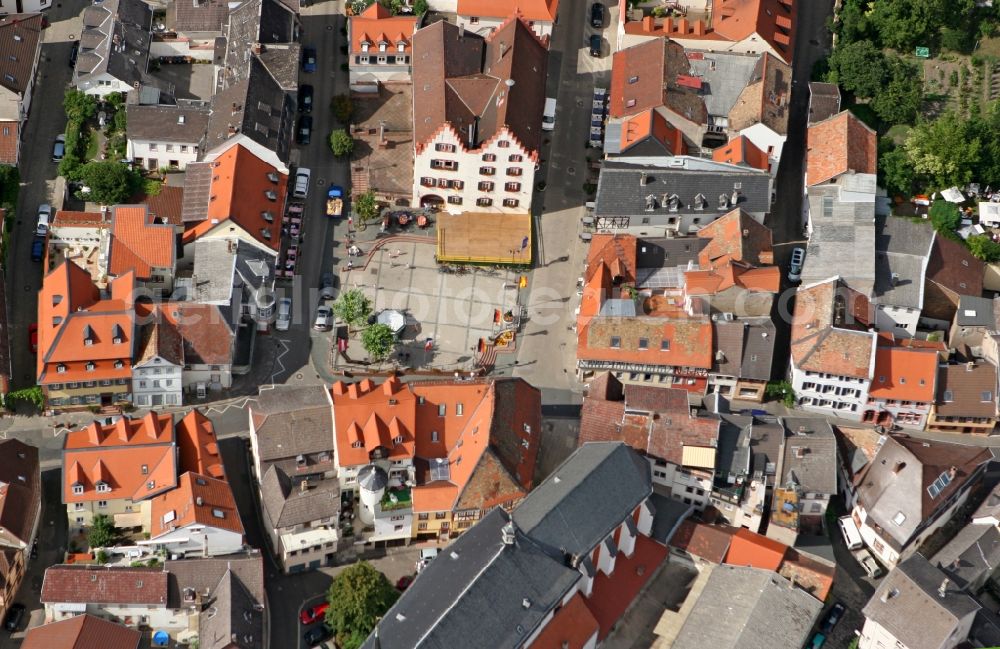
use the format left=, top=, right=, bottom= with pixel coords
left=414, top=0, right=428, bottom=15
left=878, top=142, right=916, bottom=197
left=349, top=0, right=374, bottom=13
left=833, top=0, right=870, bottom=43
left=362, top=323, right=396, bottom=362
left=826, top=40, right=888, bottom=98
left=331, top=94, right=354, bottom=123
left=929, top=200, right=962, bottom=238
left=329, top=130, right=355, bottom=157
left=0, top=165, right=19, bottom=207
left=379, top=0, right=404, bottom=14
left=872, top=59, right=923, bottom=124
left=325, top=562, right=399, bottom=649
left=866, top=0, right=970, bottom=51
left=332, top=289, right=373, bottom=328
left=354, top=190, right=380, bottom=221
left=78, top=161, right=141, bottom=204
left=905, top=112, right=982, bottom=189
left=968, top=234, right=1000, bottom=261
left=63, top=89, right=97, bottom=122
left=765, top=381, right=795, bottom=408
left=87, top=514, right=117, bottom=549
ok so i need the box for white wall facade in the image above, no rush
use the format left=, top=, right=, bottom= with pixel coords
left=128, top=138, right=201, bottom=170
left=77, top=73, right=134, bottom=98
left=455, top=14, right=553, bottom=38
left=149, top=38, right=215, bottom=61
left=791, top=365, right=871, bottom=422
left=675, top=37, right=789, bottom=66
left=148, top=524, right=244, bottom=558
left=132, top=357, right=183, bottom=407
left=413, top=125, right=537, bottom=214
left=44, top=602, right=188, bottom=632
left=737, top=122, right=785, bottom=174
left=875, top=304, right=921, bottom=338
left=864, top=398, right=932, bottom=430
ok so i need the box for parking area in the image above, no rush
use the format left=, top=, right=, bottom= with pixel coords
left=332, top=239, right=525, bottom=371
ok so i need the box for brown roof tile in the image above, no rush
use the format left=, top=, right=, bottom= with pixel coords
left=22, top=614, right=140, bottom=649
left=935, top=363, right=998, bottom=418
left=41, top=566, right=169, bottom=605
left=129, top=185, right=184, bottom=227
left=609, top=39, right=706, bottom=122
left=727, top=53, right=790, bottom=135
left=806, top=110, right=877, bottom=186
left=926, top=234, right=984, bottom=296
left=149, top=472, right=244, bottom=539
left=696, top=208, right=773, bottom=267
left=790, top=278, right=876, bottom=378
left=0, top=439, right=40, bottom=547
left=669, top=520, right=736, bottom=562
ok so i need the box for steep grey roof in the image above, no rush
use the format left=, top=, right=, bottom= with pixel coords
left=75, top=0, right=151, bottom=88
left=260, top=465, right=339, bottom=528
left=126, top=104, right=209, bottom=144
left=635, top=238, right=708, bottom=286
left=649, top=492, right=691, bottom=544
left=257, top=43, right=300, bottom=91
left=876, top=215, right=935, bottom=257
left=250, top=386, right=333, bottom=461
left=595, top=161, right=771, bottom=218
left=716, top=414, right=752, bottom=479
left=802, top=184, right=876, bottom=296
left=973, top=483, right=1000, bottom=523
left=192, top=239, right=239, bottom=304
left=672, top=565, right=822, bottom=649
left=874, top=216, right=932, bottom=310
left=957, top=296, right=997, bottom=327
left=749, top=419, right=784, bottom=481
left=198, top=569, right=263, bottom=649
left=165, top=554, right=265, bottom=607
left=512, top=442, right=651, bottom=561
left=862, top=554, right=981, bottom=649
left=259, top=0, right=298, bottom=45
left=781, top=418, right=837, bottom=496
left=0, top=439, right=40, bottom=547
left=741, top=318, right=776, bottom=380
left=933, top=523, right=1000, bottom=590
left=807, top=82, right=840, bottom=125
left=687, top=52, right=759, bottom=119
left=712, top=320, right=743, bottom=376
left=362, top=508, right=580, bottom=649
left=181, top=162, right=213, bottom=223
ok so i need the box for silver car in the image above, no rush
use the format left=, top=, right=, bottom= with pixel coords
left=313, top=305, right=333, bottom=331
left=275, top=297, right=292, bottom=332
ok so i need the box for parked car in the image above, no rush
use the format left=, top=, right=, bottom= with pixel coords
left=303, top=624, right=331, bottom=647
left=396, top=575, right=414, bottom=591
left=4, top=603, right=25, bottom=632
left=298, top=84, right=314, bottom=113
left=52, top=134, right=65, bottom=162
left=28, top=323, right=37, bottom=353
left=313, top=305, right=333, bottom=331
left=319, top=272, right=336, bottom=300
left=302, top=46, right=317, bottom=73
left=808, top=632, right=826, bottom=649
left=299, top=602, right=329, bottom=626
left=787, top=246, right=805, bottom=282
left=416, top=547, right=439, bottom=573
left=296, top=115, right=313, bottom=145
left=69, top=41, right=79, bottom=67
left=837, top=515, right=863, bottom=550
left=589, top=34, right=602, bottom=57
left=820, top=602, right=846, bottom=634
left=275, top=297, right=292, bottom=331
left=293, top=167, right=311, bottom=199
left=590, top=2, right=605, bottom=28
left=30, top=237, right=44, bottom=262
left=857, top=549, right=885, bottom=579
left=36, top=204, right=51, bottom=236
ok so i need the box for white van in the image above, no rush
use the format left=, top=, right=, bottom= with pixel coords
left=838, top=515, right=863, bottom=550
left=293, top=167, right=311, bottom=199
left=542, top=98, right=557, bottom=131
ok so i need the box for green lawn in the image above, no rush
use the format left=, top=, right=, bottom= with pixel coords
left=84, top=130, right=99, bottom=160
left=885, top=124, right=912, bottom=145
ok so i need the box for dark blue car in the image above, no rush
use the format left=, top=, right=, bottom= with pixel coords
left=302, top=46, right=317, bottom=73
left=31, top=237, right=44, bottom=262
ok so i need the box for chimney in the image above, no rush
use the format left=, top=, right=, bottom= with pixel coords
left=300, top=479, right=309, bottom=494
left=948, top=466, right=957, bottom=480
left=501, top=521, right=516, bottom=545
left=640, top=172, right=648, bottom=186
left=891, top=272, right=899, bottom=287
left=939, top=578, right=949, bottom=598
left=458, top=23, right=465, bottom=39
left=892, top=461, right=906, bottom=474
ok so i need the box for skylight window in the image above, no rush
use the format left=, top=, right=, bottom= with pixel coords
left=892, top=511, right=906, bottom=526
left=212, top=509, right=225, bottom=519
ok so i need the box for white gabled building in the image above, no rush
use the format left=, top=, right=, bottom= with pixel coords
left=131, top=321, right=184, bottom=408
left=410, top=15, right=547, bottom=214
left=146, top=472, right=245, bottom=558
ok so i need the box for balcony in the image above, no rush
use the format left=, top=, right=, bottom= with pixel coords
left=380, top=487, right=412, bottom=512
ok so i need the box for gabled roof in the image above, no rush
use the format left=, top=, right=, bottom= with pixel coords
left=869, top=345, right=938, bottom=402
left=857, top=436, right=991, bottom=549
left=712, top=135, right=770, bottom=170
left=75, top=0, right=151, bottom=88
left=863, top=554, right=981, bottom=649
left=780, top=418, right=837, bottom=496
left=935, top=363, right=997, bottom=418
left=585, top=234, right=637, bottom=284
left=182, top=143, right=286, bottom=250
left=727, top=53, right=791, bottom=136
left=150, top=471, right=244, bottom=540
left=607, top=109, right=687, bottom=157
left=684, top=261, right=780, bottom=295
left=411, top=17, right=548, bottom=154
left=62, top=413, right=177, bottom=504
left=164, top=553, right=264, bottom=607
left=135, top=319, right=183, bottom=367
left=176, top=410, right=225, bottom=479
left=926, top=233, right=984, bottom=297
left=260, top=465, right=339, bottom=528
left=807, top=82, right=841, bottom=125
left=108, top=205, right=175, bottom=280
left=0, top=439, right=40, bottom=547
left=126, top=104, right=209, bottom=144
left=456, top=0, right=559, bottom=21
left=806, top=110, right=877, bottom=186
left=21, top=614, right=140, bottom=649
left=874, top=215, right=934, bottom=310
left=41, top=565, right=169, bottom=605
left=577, top=316, right=714, bottom=370
left=724, top=527, right=787, bottom=571
left=697, top=207, right=773, bottom=267
left=609, top=39, right=706, bottom=122
left=251, top=386, right=333, bottom=462
left=669, top=520, right=736, bottom=562
left=0, top=13, right=43, bottom=104
left=790, top=277, right=876, bottom=379
left=710, top=0, right=795, bottom=62
left=198, top=569, right=264, bottom=649
left=350, top=2, right=417, bottom=55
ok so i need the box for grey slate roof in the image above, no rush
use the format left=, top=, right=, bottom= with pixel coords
left=512, top=442, right=652, bottom=562
left=257, top=43, right=300, bottom=91
left=198, top=569, right=263, bottom=649
left=250, top=386, right=333, bottom=461
left=672, top=565, right=823, bottom=649
left=802, top=184, right=876, bottom=296
left=862, top=554, right=981, bottom=649
left=749, top=418, right=784, bottom=481
left=687, top=51, right=760, bottom=120
left=957, top=295, right=997, bottom=327
left=181, top=162, right=213, bottom=223
left=781, top=418, right=837, bottom=496
left=126, top=104, right=209, bottom=144
left=933, top=523, right=1000, bottom=590
left=75, top=0, right=151, bottom=89
left=712, top=320, right=743, bottom=376
left=260, top=465, right=339, bottom=529
left=595, top=160, right=771, bottom=219
left=168, top=0, right=230, bottom=34
left=649, top=492, right=692, bottom=544
left=165, top=554, right=265, bottom=607
left=0, top=14, right=44, bottom=114
left=874, top=215, right=933, bottom=310
left=807, top=82, right=841, bottom=125
left=716, top=414, right=752, bottom=479
left=635, top=237, right=708, bottom=284
left=362, top=508, right=581, bottom=649
left=973, top=483, right=1000, bottom=523
left=741, top=317, right=776, bottom=380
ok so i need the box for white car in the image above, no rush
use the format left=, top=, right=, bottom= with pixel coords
left=292, top=167, right=311, bottom=199
left=313, top=305, right=333, bottom=331
left=36, top=204, right=52, bottom=236
left=275, top=297, right=292, bottom=331
left=416, top=548, right=439, bottom=574
left=787, top=246, right=805, bottom=283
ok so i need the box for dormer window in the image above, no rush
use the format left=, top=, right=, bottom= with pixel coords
left=57, top=364, right=67, bottom=373
left=114, top=360, right=124, bottom=369
left=351, top=441, right=363, bottom=448
left=397, top=41, right=405, bottom=52
left=147, top=480, right=155, bottom=490
left=265, top=190, right=277, bottom=201
left=72, top=484, right=83, bottom=495
left=261, top=229, right=272, bottom=240
left=262, top=211, right=274, bottom=222
left=267, top=171, right=279, bottom=183
left=361, top=41, right=370, bottom=52
left=83, top=325, right=94, bottom=345
left=392, top=435, right=403, bottom=445
left=86, top=362, right=96, bottom=372
left=379, top=41, right=387, bottom=52
left=96, top=481, right=110, bottom=493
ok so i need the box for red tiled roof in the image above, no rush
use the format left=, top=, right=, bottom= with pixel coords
left=869, top=345, right=938, bottom=402
left=778, top=549, right=834, bottom=602
left=668, top=520, right=736, bottom=562
left=684, top=262, right=780, bottom=295
left=149, top=472, right=244, bottom=539
left=530, top=592, right=599, bottom=649
left=52, top=210, right=107, bottom=227
left=129, top=185, right=184, bottom=227
left=22, top=614, right=140, bottom=649
left=583, top=533, right=668, bottom=639
left=696, top=207, right=774, bottom=267
left=41, top=566, right=169, bottom=605
left=176, top=410, right=225, bottom=479
left=108, top=205, right=175, bottom=280
left=457, top=0, right=559, bottom=21
left=711, top=0, right=796, bottom=63
left=790, top=278, right=876, bottom=378
left=712, top=135, right=770, bottom=171
left=724, top=527, right=787, bottom=571
left=618, top=109, right=687, bottom=155
left=806, top=110, right=877, bottom=186
left=350, top=3, right=417, bottom=55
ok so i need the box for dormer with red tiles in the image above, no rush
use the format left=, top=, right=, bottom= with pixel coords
left=348, top=2, right=418, bottom=88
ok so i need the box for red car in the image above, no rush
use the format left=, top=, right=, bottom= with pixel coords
left=300, top=602, right=329, bottom=626
left=396, top=575, right=414, bottom=592
left=28, top=324, right=37, bottom=353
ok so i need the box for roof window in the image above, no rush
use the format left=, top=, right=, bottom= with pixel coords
left=212, top=509, right=225, bottom=519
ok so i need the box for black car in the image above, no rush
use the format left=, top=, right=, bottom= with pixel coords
left=4, top=603, right=24, bottom=632
left=301, top=46, right=317, bottom=73
left=819, top=601, right=846, bottom=634
left=589, top=34, right=602, bottom=57
left=296, top=115, right=313, bottom=145
left=303, top=624, right=331, bottom=647
left=590, top=2, right=605, bottom=28
left=69, top=41, right=79, bottom=67
left=298, top=84, right=314, bottom=113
